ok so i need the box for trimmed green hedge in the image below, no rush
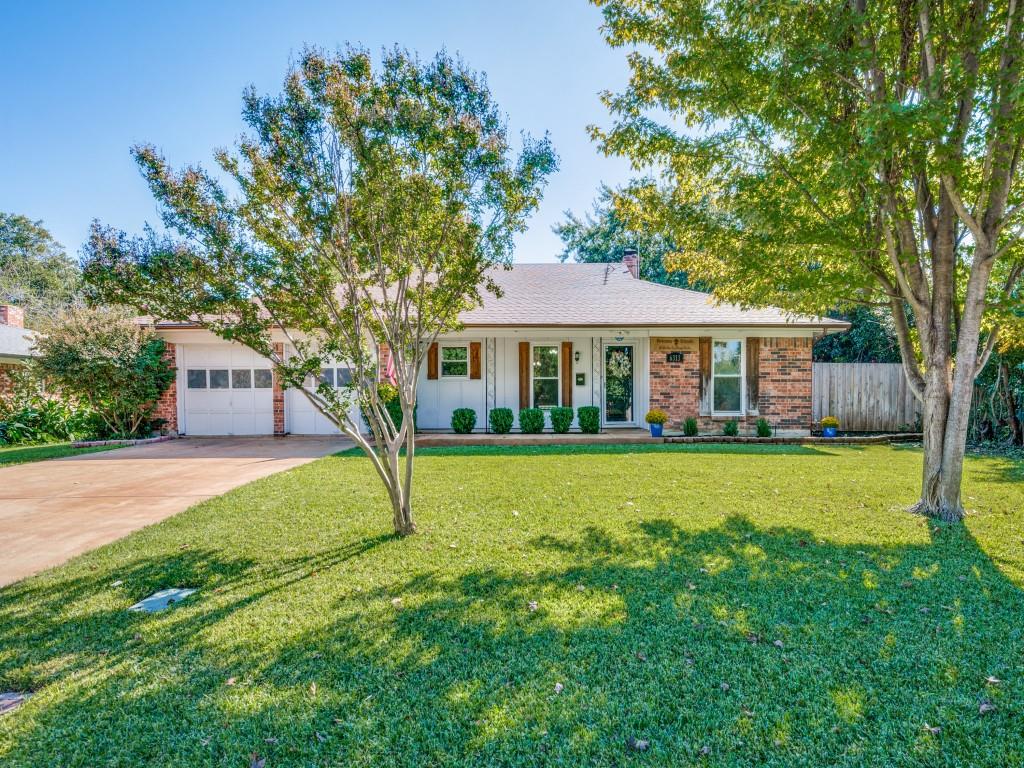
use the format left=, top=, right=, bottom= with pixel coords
left=683, top=417, right=698, bottom=436
left=723, top=419, right=739, bottom=437
left=577, top=406, right=600, bottom=434
left=451, top=408, right=477, bottom=434
left=756, top=417, right=772, bottom=437
left=519, top=408, right=545, bottom=434
left=549, top=406, right=573, bottom=434
left=489, top=408, right=514, bottom=434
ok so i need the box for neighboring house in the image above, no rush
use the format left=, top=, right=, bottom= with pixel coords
left=0, top=305, right=37, bottom=397
left=149, top=254, right=848, bottom=437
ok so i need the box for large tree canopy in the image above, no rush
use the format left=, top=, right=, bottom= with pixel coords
left=0, top=212, right=80, bottom=325
left=84, top=47, right=556, bottom=535
left=593, top=0, right=1024, bottom=519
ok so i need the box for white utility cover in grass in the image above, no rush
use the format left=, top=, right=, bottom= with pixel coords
left=128, top=588, right=197, bottom=613
left=1, top=692, right=30, bottom=716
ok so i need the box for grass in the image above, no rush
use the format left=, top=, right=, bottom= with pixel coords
left=0, top=442, right=120, bottom=466
left=1, top=443, right=1022, bottom=766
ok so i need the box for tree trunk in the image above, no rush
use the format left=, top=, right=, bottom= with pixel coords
left=914, top=358, right=965, bottom=521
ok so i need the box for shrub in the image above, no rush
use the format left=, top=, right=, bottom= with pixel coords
left=723, top=419, right=739, bottom=436
left=578, top=405, right=600, bottom=434
left=0, top=387, right=100, bottom=445
left=451, top=408, right=476, bottom=434
left=362, top=382, right=417, bottom=434
left=645, top=408, right=668, bottom=425
left=519, top=407, right=545, bottom=434
left=32, top=307, right=175, bottom=438
left=489, top=407, right=513, bottom=434
left=821, top=415, right=840, bottom=429
left=683, top=417, right=698, bottom=436
left=549, top=406, right=573, bottom=433
left=756, top=417, right=772, bottom=437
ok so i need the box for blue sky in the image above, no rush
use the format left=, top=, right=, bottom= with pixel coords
left=1, top=1, right=636, bottom=263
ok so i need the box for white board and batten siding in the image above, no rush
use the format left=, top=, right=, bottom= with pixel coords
left=812, top=363, right=921, bottom=432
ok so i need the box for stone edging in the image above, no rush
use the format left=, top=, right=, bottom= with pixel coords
left=71, top=435, right=178, bottom=449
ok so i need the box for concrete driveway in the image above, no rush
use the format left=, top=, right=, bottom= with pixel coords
left=0, top=436, right=350, bottom=588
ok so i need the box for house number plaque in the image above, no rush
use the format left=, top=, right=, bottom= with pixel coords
left=666, top=352, right=684, bottom=363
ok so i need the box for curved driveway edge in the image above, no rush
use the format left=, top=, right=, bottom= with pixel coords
left=0, top=436, right=350, bottom=588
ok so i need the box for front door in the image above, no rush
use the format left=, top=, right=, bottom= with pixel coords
left=603, top=344, right=635, bottom=425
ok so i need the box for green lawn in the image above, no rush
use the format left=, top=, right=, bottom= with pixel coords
left=1, top=444, right=1022, bottom=767
left=0, top=442, right=119, bottom=466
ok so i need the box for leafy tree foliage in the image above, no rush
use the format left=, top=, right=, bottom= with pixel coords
left=593, top=0, right=1024, bottom=520
left=0, top=213, right=80, bottom=325
left=83, top=47, right=555, bottom=535
left=32, top=307, right=175, bottom=438
left=554, top=185, right=692, bottom=287
left=813, top=306, right=900, bottom=363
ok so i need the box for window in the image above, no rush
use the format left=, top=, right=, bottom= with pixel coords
left=231, top=369, right=252, bottom=389
left=336, top=367, right=353, bottom=387
left=319, top=368, right=335, bottom=387
left=254, top=369, right=273, bottom=389
left=441, top=345, right=469, bottom=378
left=532, top=344, right=559, bottom=408
left=712, top=340, right=743, bottom=413
left=187, top=369, right=207, bottom=389
left=209, top=369, right=229, bottom=389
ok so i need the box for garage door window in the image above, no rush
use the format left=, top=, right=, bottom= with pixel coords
left=319, top=368, right=335, bottom=387
left=187, top=369, right=207, bottom=389
left=337, top=367, right=352, bottom=387
left=209, top=369, right=229, bottom=389
left=231, top=369, right=252, bottom=389
left=254, top=369, right=273, bottom=388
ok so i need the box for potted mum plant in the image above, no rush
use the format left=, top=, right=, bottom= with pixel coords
left=645, top=408, right=668, bottom=437
left=820, top=415, right=839, bottom=438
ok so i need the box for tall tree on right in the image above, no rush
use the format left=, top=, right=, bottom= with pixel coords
left=592, top=0, right=1024, bottom=520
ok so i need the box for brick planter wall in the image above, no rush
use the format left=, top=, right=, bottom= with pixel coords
left=649, top=336, right=812, bottom=434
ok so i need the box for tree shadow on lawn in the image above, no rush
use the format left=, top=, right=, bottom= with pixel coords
left=1, top=519, right=1021, bottom=767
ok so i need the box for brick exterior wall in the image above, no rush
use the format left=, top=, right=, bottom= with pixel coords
left=0, top=305, right=25, bottom=329
left=648, top=336, right=813, bottom=434
left=272, top=342, right=286, bottom=435
left=0, top=362, right=20, bottom=398
left=757, top=337, right=813, bottom=430
left=152, top=343, right=178, bottom=434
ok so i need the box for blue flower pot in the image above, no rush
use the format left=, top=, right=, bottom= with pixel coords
left=649, top=423, right=664, bottom=437
left=822, top=426, right=837, bottom=438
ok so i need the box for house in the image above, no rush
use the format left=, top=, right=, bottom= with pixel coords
left=149, top=255, right=848, bottom=437
left=0, top=305, right=37, bottom=396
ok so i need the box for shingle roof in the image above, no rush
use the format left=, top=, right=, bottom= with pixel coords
left=459, top=263, right=848, bottom=329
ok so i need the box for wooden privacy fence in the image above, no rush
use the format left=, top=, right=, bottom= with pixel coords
left=812, top=363, right=921, bottom=432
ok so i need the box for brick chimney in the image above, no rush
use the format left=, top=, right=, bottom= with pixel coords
left=0, top=305, right=24, bottom=328
left=622, top=248, right=640, bottom=279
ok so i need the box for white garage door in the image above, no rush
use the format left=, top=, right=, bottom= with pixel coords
left=181, top=344, right=274, bottom=436
left=286, top=363, right=362, bottom=435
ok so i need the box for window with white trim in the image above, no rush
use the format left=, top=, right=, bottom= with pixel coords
left=532, top=344, right=559, bottom=408
left=441, top=345, right=469, bottom=378
left=712, top=340, right=743, bottom=414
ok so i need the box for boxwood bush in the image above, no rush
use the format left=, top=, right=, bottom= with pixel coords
left=451, top=408, right=477, bottom=434
left=723, top=419, right=740, bottom=436
left=549, top=406, right=573, bottom=434
left=756, top=417, right=772, bottom=437
left=577, top=405, right=600, bottom=434
left=488, top=407, right=513, bottom=434
left=683, top=417, right=698, bottom=437
left=519, top=407, right=545, bottom=434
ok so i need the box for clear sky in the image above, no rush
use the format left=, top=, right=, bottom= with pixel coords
left=1, top=0, right=636, bottom=263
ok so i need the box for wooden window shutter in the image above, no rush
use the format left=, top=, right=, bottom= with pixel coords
left=698, top=336, right=712, bottom=415
left=427, top=342, right=438, bottom=380
left=745, top=337, right=760, bottom=412
left=518, top=341, right=530, bottom=409
left=469, top=342, right=482, bottom=380
left=560, top=341, right=573, bottom=407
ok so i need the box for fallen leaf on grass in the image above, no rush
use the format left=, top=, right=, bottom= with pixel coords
left=309, top=682, right=317, bottom=697
left=921, top=723, right=941, bottom=735
left=772, top=640, right=784, bottom=649
left=979, top=701, right=997, bottom=715
left=250, top=754, right=266, bottom=768
left=700, top=745, right=712, bottom=756
left=720, top=682, right=730, bottom=692
left=528, top=601, right=538, bottom=612
left=314, top=731, right=327, bottom=743
left=635, top=651, right=647, bottom=662
left=554, top=682, right=564, bottom=694
left=225, top=677, right=237, bottom=686
left=985, top=676, right=1002, bottom=685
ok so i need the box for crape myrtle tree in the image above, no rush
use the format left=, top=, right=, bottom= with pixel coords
left=84, top=47, right=556, bottom=535
left=592, top=0, right=1024, bottom=520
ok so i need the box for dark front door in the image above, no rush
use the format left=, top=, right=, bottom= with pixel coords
left=603, top=344, right=634, bottom=424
